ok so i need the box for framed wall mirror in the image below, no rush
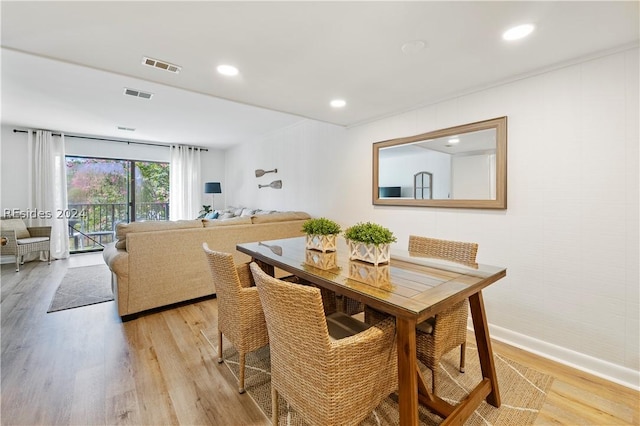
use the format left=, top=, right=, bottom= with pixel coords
left=373, top=116, right=507, bottom=209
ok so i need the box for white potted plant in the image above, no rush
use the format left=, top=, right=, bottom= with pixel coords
left=343, top=222, right=397, bottom=265
left=302, top=217, right=341, bottom=253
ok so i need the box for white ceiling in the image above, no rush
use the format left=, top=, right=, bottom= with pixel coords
left=1, top=1, right=638, bottom=149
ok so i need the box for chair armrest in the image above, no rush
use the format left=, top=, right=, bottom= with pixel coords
left=236, top=263, right=255, bottom=288
left=0, top=229, right=18, bottom=250
left=332, top=316, right=397, bottom=354
left=238, top=286, right=265, bottom=328
left=27, top=226, right=52, bottom=238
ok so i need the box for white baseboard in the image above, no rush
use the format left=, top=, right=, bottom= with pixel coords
left=482, top=323, right=640, bottom=391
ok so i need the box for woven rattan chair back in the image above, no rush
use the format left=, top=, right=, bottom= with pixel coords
left=250, top=263, right=398, bottom=426
left=408, top=235, right=478, bottom=267
left=202, top=245, right=245, bottom=334
left=202, top=243, right=268, bottom=393
left=408, top=235, right=477, bottom=393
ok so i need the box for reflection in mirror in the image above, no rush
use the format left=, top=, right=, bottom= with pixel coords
left=373, top=117, right=507, bottom=209
left=414, top=171, right=433, bottom=199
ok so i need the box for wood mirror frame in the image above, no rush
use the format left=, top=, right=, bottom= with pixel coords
left=373, top=116, right=507, bottom=209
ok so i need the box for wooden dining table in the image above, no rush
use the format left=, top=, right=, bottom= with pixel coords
left=237, top=236, right=507, bottom=426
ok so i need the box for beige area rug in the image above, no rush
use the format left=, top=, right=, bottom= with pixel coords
left=48, top=265, right=113, bottom=313
left=201, top=325, right=553, bottom=425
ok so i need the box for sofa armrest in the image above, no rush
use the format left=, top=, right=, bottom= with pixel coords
left=103, top=242, right=129, bottom=277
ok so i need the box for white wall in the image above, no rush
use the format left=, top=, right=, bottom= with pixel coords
left=225, top=120, right=346, bottom=213
left=200, top=149, right=226, bottom=211
left=0, top=127, right=30, bottom=213
left=379, top=147, right=451, bottom=198
left=452, top=153, right=492, bottom=199
left=225, top=48, right=639, bottom=388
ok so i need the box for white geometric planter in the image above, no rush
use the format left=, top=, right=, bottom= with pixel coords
left=347, top=241, right=390, bottom=265
left=348, top=261, right=391, bottom=286
left=305, top=234, right=337, bottom=252
left=305, top=250, right=338, bottom=270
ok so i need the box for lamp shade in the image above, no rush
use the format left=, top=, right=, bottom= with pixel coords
left=204, top=182, right=222, bottom=194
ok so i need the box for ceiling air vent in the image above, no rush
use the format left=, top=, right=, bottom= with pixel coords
left=117, top=126, right=136, bottom=132
left=123, top=88, right=154, bottom=99
left=142, top=56, right=181, bottom=74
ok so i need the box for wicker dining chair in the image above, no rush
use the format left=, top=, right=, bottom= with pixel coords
left=411, top=235, right=477, bottom=392
left=202, top=244, right=269, bottom=393
left=250, top=263, right=397, bottom=426
left=0, top=218, right=51, bottom=272
left=408, top=235, right=478, bottom=268
left=366, top=235, right=478, bottom=394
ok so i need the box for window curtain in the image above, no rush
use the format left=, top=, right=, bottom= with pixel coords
left=169, top=145, right=202, bottom=220
left=28, top=130, right=70, bottom=259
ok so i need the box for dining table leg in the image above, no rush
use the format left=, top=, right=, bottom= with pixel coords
left=252, top=258, right=275, bottom=277
left=469, top=290, right=501, bottom=407
left=396, top=316, right=419, bottom=426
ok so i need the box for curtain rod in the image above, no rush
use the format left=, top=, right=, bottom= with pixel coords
left=12, top=129, right=209, bottom=151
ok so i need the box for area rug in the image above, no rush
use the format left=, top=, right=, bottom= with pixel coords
left=201, top=325, right=553, bottom=425
left=47, top=265, right=113, bottom=313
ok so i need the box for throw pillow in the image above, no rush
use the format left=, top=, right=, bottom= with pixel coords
left=0, top=218, right=31, bottom=239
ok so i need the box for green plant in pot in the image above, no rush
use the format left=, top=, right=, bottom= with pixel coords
left=197, top=205, right=212, bottom=219
left=343, top=222, right=397, bottom=265
left=302, top=217, right=341, bottom=252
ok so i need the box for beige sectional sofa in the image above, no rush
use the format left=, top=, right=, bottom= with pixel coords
left=103, top=211, right=310, bottom=318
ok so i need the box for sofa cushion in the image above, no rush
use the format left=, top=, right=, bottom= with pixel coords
left=0, top=218, right=31, bottom=239
left=251, top=211, right=311, bottom=224
left=115, top=219, right=203, bottom=249
left=203, top=216, right=252, bottom=227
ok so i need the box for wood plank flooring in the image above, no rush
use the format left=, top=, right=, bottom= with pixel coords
left=1, top=255, right=638, bottom=425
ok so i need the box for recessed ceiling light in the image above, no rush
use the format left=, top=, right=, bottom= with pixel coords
left=502, top=24, right=535, bottom=41
left=401, top=40, right=426, bottom=55
left=217, top=65, right=239, bottom=76
left=330, top=99, right=346, bottom=108
left=448, top=138, right=460, bottom=144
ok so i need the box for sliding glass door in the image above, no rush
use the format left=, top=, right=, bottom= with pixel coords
left=66, top=156, right=169, bottom=253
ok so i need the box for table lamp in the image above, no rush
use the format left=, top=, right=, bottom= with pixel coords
left=204, top=182, right=222, bottom=209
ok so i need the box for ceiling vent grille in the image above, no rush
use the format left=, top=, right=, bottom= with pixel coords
left=117, top=126, right=136, bottom=132
left=123, top=88, right=154, bottom=99
left=142, top=56, right=181, bottom=74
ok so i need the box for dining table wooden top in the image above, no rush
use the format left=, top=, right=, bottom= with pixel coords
left=237, top=236, right=506, bottom=323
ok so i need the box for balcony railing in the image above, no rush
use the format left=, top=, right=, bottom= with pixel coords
left=68, top=202, right=169, bottom=252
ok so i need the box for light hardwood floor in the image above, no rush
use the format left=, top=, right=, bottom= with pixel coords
left=1, top=255, right=638, bottom=425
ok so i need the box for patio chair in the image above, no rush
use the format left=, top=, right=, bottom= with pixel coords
left=0, top=218, right=51, bottom=272
left=202, top=244, right=269, bottom=393
left=366, top=235, right=478, bottom=394
left=250, top=262, right=397, bottom=426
